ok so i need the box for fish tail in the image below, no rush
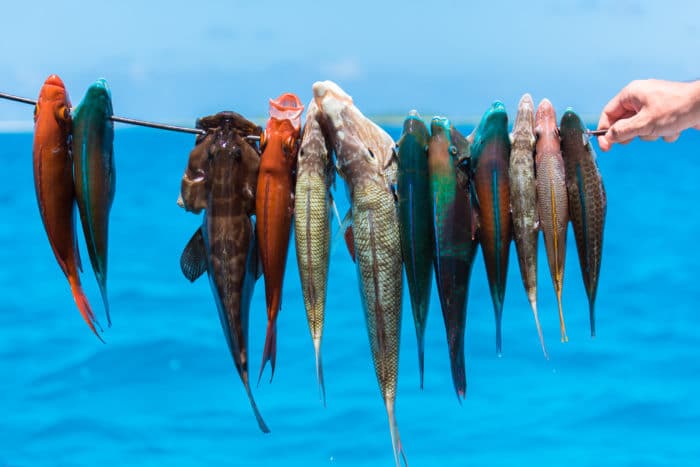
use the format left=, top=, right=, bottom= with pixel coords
left=527, top=291, right=548, bottom=359
left=589, top=301, right=596, bottom=338
left=556, top=288, right=568, bottom=343
left=98, top=280, right=111, bottom=327
left=68, top=276, right=104, bottom=343
left=416, top=328, right=425, bottom=391
left=258, top=321, right=277, bottom=385
left=495, top=299, right=503, bottom=356
left=449, top=336, right=467, bottom=402
left=313, top=336, right=326, bottom=407
left=386, top=399, right=408, bottom=467
left=242, top=373, right=271, bottom=433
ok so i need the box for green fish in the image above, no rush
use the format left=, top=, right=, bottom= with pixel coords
left=559, top=109, right=607, bottom=336
left=72, top=78, right=115, bottom=325
left=470, top=102, right=512, bottom=354
left=428, top=116, right=478, bottom=399
left=397, top=110, right=433, bottom=388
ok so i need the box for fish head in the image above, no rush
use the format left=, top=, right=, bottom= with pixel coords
left=298, top=100, right=334, bottom=177
left=180, top=131, right=215, bottom=214
left=471, top=101, right=509, bottom=162
left=260, top=93, right=304, bottom=165
left=512, top=93, right=536, bottom=145
left=535, top=98, right=558, bottom=137
left=399, top=110, right=430, bottom=154
left=35, top=74, right=72, bottom=129
left=560, top=107, right=593, bottom=148
left=313, top=80, right=397, bottom=197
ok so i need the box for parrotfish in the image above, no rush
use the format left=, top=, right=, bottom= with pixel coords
left=256, top=93, right=304, bottom=383
left=559, top=109, right=607, bottom=336
left=470, top=101, right=512, bottom=354
left=294, top=99, right=335, bottom=405
left=397, top=111, right=433, bottom=388
left=508, top=94, right=547, bottom=357
left=313, top=80, right=407, bottom=467
left=179, top=112, right=270, bottom=433
left=428, top=116, right=477, bottom=399
left=72, top=78, right=115, bottom=326
left=535, top=99, right=569, bottom=342
left=33, top=74, right=102, bottom=340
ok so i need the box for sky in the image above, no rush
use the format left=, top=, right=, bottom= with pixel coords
left=1, top=0, right=699, bottom=126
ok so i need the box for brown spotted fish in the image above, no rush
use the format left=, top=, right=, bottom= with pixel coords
left=535, top=99, right=569, bottom=342
left=313, top=80, right=407, bottom=467
left=509, top=94, right=547, bottom=357
left=294, top=99, right=335, bottom=405
left=178, top=112, right=270, bottom=433
left=559, top=109, right=607, bottom=336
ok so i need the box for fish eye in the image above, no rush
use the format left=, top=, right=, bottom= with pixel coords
left=449, top=145, right=457, bottom=155
left=367, top=149, right=375, bottom=159
left=259, top=131, right=267, bottom=149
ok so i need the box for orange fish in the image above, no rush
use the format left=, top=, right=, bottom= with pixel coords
left=256, top=93, right=304, bottom=382
left=33, top=75, right=102, bottom=340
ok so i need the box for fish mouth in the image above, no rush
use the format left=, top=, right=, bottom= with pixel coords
left=430, top=116, right=451, bottom=135
left=402, top=111, right=426, bottom=134
left=269, top=93, right=304, bottom=125
left=44, top=74, right=66, bottom=88
left=559, top=108, right=584, bottom=131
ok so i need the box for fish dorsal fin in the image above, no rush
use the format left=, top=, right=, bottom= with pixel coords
left=344, top=226, right=356, bottom=263
left=180, top=228, right=207, bottom=282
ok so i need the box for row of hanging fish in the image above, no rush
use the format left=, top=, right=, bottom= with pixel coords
left=32, top=75, right=115, bottom=340
left=26, top=75, right=606, bottom=467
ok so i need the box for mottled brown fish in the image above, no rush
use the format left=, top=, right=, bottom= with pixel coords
left=178, top=112, right=270, bottom=433
left=294, top=99, right=335, bottom=405
left=535, top=99, right=569, bottom=342
left=509, top=94, right=547, bottom=357
left=559, top=109, right=607, bottom=336
left=313, top=80, right=407, bottom=467
left=33, top=74, right=102, bottom=340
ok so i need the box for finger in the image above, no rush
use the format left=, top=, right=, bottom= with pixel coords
left=619, top=138, right=634, bottom=146
left=607, top=113, right=652, bottom=143
left=663, top=133, right=680, bottom=143
left=597, top=135, right=611, bottom=151
left=639, top=135, right=659, bottom=142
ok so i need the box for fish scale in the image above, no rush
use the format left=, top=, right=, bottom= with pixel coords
left=295, top=99, right=334, bottom=405
left=535, top=98, right=569, bottom=342
left=559, top=109, right=607, bottom=336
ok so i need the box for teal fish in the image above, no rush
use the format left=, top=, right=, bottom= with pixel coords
left=397, top=110, right=433, bottom=388
left=470, top=102, right=512, bottom=354
left=559, top=109, right=607, bottom=336
left=72, top=78, right=115, bottom=325
left=428, top=116, right=477, bottom=399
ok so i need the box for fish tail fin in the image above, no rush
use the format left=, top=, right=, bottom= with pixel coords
left=556, top=288, right=568, bottom=343
left=313, top=336, right=326, bottom=407
left=449, top=336, right=467, bottom=402
left=589, top=301, right=596, bottom=338
left=98, top=279, right=111, bottom=328
left=258, top=321, right=277, bottom=385
left=242, top=373, right=271, bottom=433
left=495, top=301, right=503, bottom=356
left=386, top=399, right=408, bottom=467
left=68, top=276, right=104, bottom=343
left=528, top=291, right=548, bottom=359
left=417, top=329, right=425, bottom=391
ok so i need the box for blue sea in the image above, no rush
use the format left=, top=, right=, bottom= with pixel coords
left=1, top=124, right=699, bottom=467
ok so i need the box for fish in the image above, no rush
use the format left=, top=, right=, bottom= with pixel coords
left=396, top=110, right=433, bottom=388
left=32, top=74, right=102, bottom=340
left=294, top=99, right=335, bottom=405
left=178, top=111, right=270, bottom=433
left=428, top=116, right=478, bottom=399
left=508, top=94, right=547, bottom=357
left=535, top=98, right=569, bottom=342
left=313, top=80, right=407, bottom=467
left=72, top=78, right=115, bottom=326
left=470, top=101, right=512, bottom=355
left=559, top=109, right=607, bottom=336
left=256, top=93, right=304, bottom=383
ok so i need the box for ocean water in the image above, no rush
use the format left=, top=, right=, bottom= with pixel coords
left=1, top=125, right=699, bottom=467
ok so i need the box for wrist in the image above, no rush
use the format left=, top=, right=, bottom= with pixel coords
left=687, top=80, right=700, bottom=127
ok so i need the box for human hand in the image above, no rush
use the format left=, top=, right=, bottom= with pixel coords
left=597, top=79, right=700, bottom=151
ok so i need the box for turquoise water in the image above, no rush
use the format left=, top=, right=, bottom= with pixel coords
left=1, top=126, right=699, bottom=466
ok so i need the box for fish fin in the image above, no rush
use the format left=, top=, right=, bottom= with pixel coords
left=73, top=206, right=83, bottom=273
left=258, top=321, right=277, bottom=385
left=69, top=275, right=104, bottom=343
left=241, top=374, right=271, bottom=433
left=180, top=228, right=207, bottom=282
left=344, top=226, right=356, bottom=262
left=313, top=337, right=327, bottom=407
left=98, top=282, right=112, bottom=328
left=528, top=294, right=548, bottom=359
left=330, top=194, right=343, bottom=230
left=589, top=301, right=596, bottom=338
left=386, top=400, right=408, bottom=467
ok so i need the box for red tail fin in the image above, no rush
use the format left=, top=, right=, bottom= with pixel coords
left=257, top=321, right=277, bottom=385
left=68, top=276, right=104, bottom=343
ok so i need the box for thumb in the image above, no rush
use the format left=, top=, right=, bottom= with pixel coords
left=607, top=113, right=652, bottom=143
